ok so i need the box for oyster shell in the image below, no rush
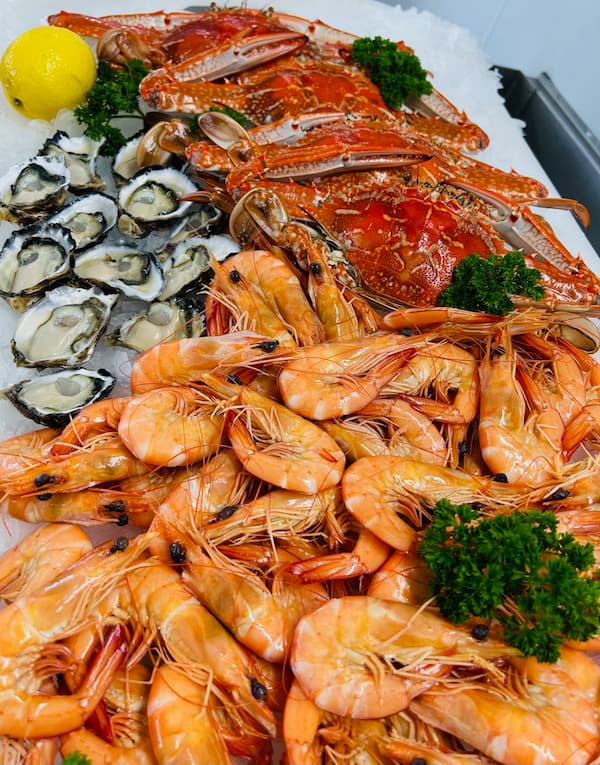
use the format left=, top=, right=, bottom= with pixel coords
left=4, top=367, right=116, bottom=428
left=41, top=131, right=105, bottom=191
left=108, top=296, right=205, bottom=353
left=167, top=204, right=228, bottom=243
left=112, top=131, right=143, bottom=184
left=49, top=193, right=118, bottom=250
left=11, top=285, right=117, bottom=368
left=117, top=166, right=197, bottom=236
left=0, top=222, right=75, bottom=297
left=74, top=242, right=165, bottom=301
left=0, top=155, right=70, bottom=223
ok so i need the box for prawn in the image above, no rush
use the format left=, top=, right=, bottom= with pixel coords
left=277, top=332, right=422, bottom=420
left=219, top=249, right=326, bottom=346
left=357, top=397, right=448, bottom=464
left=181, top=540, right=328, bottom=662
left=367, top=544, right=432, bottom=605
left=479, top=328, right=565, bottom=485
left=0, top=523, right=91, bottom=601
left=1, top=433, right=149, bottom=497
left=320, top=416, right=390, bottom=460
left=49, top=396, right=134, bottom=456
left=411, top=654, right=599, bottom=765
left=225, top=387, right=345, bottom=493
left=147, top=664, right=232, bottom=765
left=290, top=595, right=518, bottom=718
left=0, top=427, right=59, bottom=476
left=127, top=561, right=277, bottom=738
left=129, top=331, right=276, bottom=393
left=341, top=455, right=521, bottom=550
left=201, top=486, right=345, bottom=547
left=118, top=386, right=225, bottom=467
left=208, top=255, right=298, bottom=348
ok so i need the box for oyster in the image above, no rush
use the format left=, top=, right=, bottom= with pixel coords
left=11, top=285, right=117, bottom=368
left=117, top=166, right=197, bottom=236
left=158, top=235, right=214, bottom=299
left=108, top=296, right=205, bottom=353
left=41, top=131, right=105, bottom=191
left=74, top=242, right=165, bottom=301
left=49, top=193, right=118, bottom=250
left=0, top=155, right=70, bottom=222
left=112, top=131, right=143, bottom=183
left=4, top=367, right=115, bottom=428
left=0, top=222, right=75, bottom=297
left=167, top=205, right=228, bottom=243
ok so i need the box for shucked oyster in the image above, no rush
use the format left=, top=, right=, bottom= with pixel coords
left=3, top=367, right=116, bottom=428
left=108, top=296, right=205, bottom=352
left=0, top=155, right=70, bottom=223
left=74, top=242, right=165, bottom=301
left=49, top=193, right=118, bottom=250
left=0, top=222, right=75, bottom=297
left=117, top=166, right=197, bottom=236
left=41, top=131, right=105, bottom=191
left=11, top=285, right=117, bottom=368
left=158, top=235, right=214, bottom=299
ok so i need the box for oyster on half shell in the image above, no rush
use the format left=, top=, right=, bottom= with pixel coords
left=11, top=285, right=117, bottom=368
left=3, top=367, right=116, bottom=428
left=0, top=222, right=75, bottom=297
left=74, top=242, right=165, bottom=301
left=49, top=193, right=118, bottom=250
left=0, top=155, right=70, bottom=223
left=41, top=131, right=105, bottom=191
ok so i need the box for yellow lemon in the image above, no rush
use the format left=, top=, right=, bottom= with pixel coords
left=0, top=26, right=96, bottom=121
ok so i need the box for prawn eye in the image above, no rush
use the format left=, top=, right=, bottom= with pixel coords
left=34, top=472, right=56, bottom=488
left=106, top=500, right=127, bottom=514
left=229, top=269, right=242, bottom=283
left=250, top=677, right=268, bottom=700
left=409, top=758, right=427, bottom=765
left=225, top=373, right=243, bottom=385
left=388, top=657, right=404, bottom=669
left=116, top=514, right=129, bottom=526
left=458, top=440, right=468, bottom=457
left=547, top=487, right=569, bottom=502
left=169, top=541, right=186, bottom=564
left=36, top=493, right=52, bottom=501
left=254, top=340, right=279, bottom=353
left=491, top=344, right=506, bottom=358
left=471, top=623, right=490, bottom=640
left=109, top=536, right=129, bottom=554
left=215, top=505, right=238, bottom=522
left=309, top=261, right=321, bottom=274
left=492, top=473, right=508, bottom=483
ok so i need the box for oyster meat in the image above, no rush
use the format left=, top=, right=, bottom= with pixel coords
left=11, top=285, right=117, bottom=368
left=158, top=235, right=214, bottom=299
left=0, top=222, right=75, bottom=296
left=49, top=193, right=118, bottom=250
left=4, top=367, right=116, bottom=428
left=74, top=242, right=165, bottom=301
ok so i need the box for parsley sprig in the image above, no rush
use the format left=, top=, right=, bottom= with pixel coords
left=351, top=36, right=432, bottom=109
left=61, top=753, right=93, bottom=765
left=438, top=250, right=544, bottom=315
left=420, top=500, right=600, bottom=663
left=74, top=59, right=149, bottom=156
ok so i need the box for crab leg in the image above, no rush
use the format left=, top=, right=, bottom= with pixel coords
left=47, top=10, right=200, bottom=41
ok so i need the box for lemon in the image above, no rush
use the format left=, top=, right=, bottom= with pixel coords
left=0, top=26, right=96, bottom=121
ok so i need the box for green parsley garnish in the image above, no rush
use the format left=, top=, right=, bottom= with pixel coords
left=351, top=36, right=432, bottom=109
left=74, top=59, right=149, bottom=156
left=419, top=499, right=600, bottom=663
left=438, top=250, right=544, bottom=315
left=61, top=752, right=93, bottom=765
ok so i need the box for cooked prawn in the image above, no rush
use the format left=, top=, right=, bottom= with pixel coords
left=225, top=387, right=345, bottom=493
left=181, top=540, right=328, bottom=662
left=358, top=397, right=448, bottom=464
left=411, top=655, right=599, bottom=765
left=220, top=249, right=326, bottom=346
left=0, top=522, right=91, bottom=601
left=147, top=664, right=232, bottom=765
left=341, top=455, right=521, bottom=550
left=0, top=427, right=59, bottom=476
left=479, top=328, right=565, bottom=485
left=320, top=416, right=390, bottom=460
left=49, top=396, right=134, bottom=456
left=367, top=545, right=432, bottom=605
left=118, top=386, right=224, bottom=467
left=290, top=595, right=517, bottom=718
left=278, top=332, right=421, bottom=420
left=60, top=727, right=157, bottom=765
left=129, top=331, right=275, bottom=393
left=127, top=561, right=276, bottom=738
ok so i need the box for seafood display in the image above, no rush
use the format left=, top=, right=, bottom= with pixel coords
left=0, top=3, right=599, bottom=765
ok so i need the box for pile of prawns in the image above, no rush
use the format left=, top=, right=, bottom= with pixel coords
left=2, top=247, right=600, bottom=764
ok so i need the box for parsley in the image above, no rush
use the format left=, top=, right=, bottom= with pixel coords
left=61, top=753, right=93, bottom=765
left=419, top=499, right=600, bottom=663
left=74, top=59, right=149, bottom=156
left=438, top=250, right=544, bottom=315
left=351, top=36, right=432, bottom=109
